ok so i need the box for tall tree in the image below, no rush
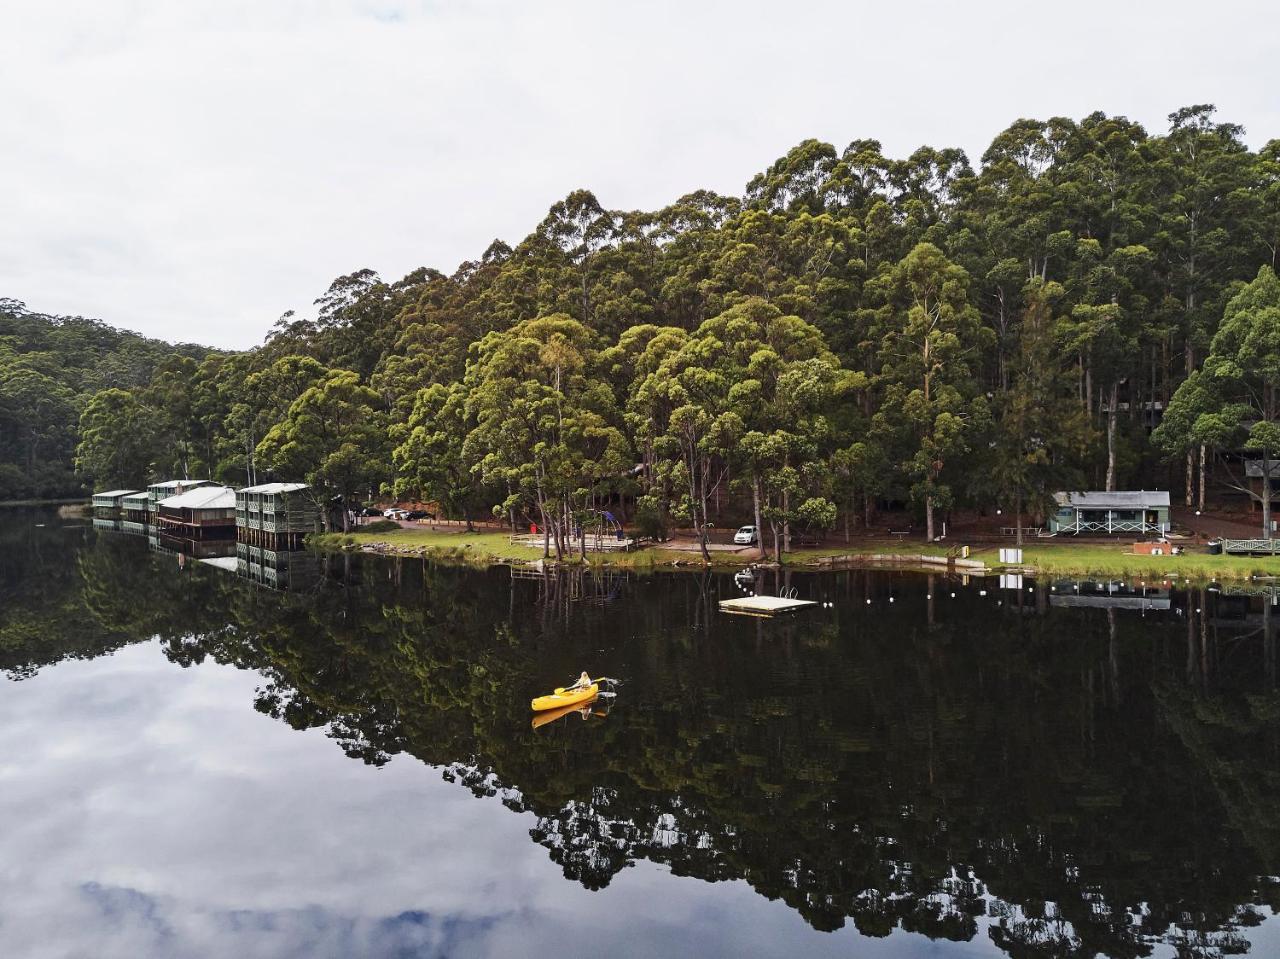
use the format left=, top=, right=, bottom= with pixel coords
left=255, top=368, right=390, bottom=529
left=1160, top=267, right=1280, bottom=535
left=871, top=243, right=993, bottom=540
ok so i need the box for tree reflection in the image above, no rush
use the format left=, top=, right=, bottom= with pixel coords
left=4, top=521, right=1279, bottom=957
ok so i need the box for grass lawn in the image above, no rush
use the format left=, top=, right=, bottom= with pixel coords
left=969, top=541, right=1280, bottom=581
left=312, top=527, right=749, bottom=568
left=312, top=527, right=1280, bottom=581
left=312, top=528, right=546, bottom=564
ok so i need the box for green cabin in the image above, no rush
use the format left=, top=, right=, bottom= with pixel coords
left=1049, top=491, right=1171, bottom=536
left=91, top=489, right=138, bottom=515
left=235, top=482, right=322, bottom=548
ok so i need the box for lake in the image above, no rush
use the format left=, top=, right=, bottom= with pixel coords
left=3, top=509, right=1279, bottom=958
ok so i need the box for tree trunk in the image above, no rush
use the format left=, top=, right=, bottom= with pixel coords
left=1263, top=451, right=1273, bottom=540
left=1105, top=382, right=1118, bottom=492
left=1015, top=489, right=1023, bottom=548
left=1186, top=445, right=1196, bottom=508
left=782, top=487, right=791, bottom=554
left=752, top=475, right=765, bottom=560
left=925, top=495, right=935, bottom=542
left=1198, top=444, right=1207, bottom=513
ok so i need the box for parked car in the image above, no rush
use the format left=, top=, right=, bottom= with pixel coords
left=733, top=525, right=758, bottom=545
left=383, top=508, right=403, bottom=518
left=361, top=507, right=382, bottom=517
left=406, top=510, right=436, bottom=520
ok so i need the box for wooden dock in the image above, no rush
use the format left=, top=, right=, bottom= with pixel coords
left=718, top=595, right=818, bottom=617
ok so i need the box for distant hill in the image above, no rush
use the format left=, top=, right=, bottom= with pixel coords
left=0, top=298, right=212, bottom=499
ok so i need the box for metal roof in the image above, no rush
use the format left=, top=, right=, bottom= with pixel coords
left=239, top=482, right=310, bottom=494
left=1053, top=490, right=1171, bottom=509
left=158, top=485, right=237, bottom=510
left=122, top=492, right=150, bottom=503
left=148, top=479, right=211, bottom=490
left=92, top=489, right=139, bottom=499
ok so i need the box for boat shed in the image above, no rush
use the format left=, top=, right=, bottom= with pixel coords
left=1049, top=491, right=1171, bottom=536
left=156, top=485, right=237, bottom=539
left=147, top=479, right=214, bottom=514
left=236, top=482, right=322, bottom=548
left=91, top=489, right=139, bottom=514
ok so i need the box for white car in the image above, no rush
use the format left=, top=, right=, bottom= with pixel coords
left=733, top=525, right=758, bottom=545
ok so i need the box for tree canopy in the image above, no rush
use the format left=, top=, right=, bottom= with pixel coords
left=1, top=106, right=1276, bottom=544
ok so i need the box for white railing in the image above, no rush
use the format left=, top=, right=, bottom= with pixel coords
left=1069, top=520, right=1166, bottom=535
left=1223, top=538, right=1280, bottom=555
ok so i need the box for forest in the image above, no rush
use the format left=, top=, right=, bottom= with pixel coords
left=0, top=299, right=209, bottom=499
left=7, top=105, right=1280, bottom=556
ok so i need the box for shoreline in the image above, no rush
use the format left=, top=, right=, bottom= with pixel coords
left=0, top=497, right=90, bottom=508
left=309, top=528, right=1280, bottom=583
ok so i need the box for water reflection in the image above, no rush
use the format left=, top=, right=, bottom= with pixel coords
left=2, top=510, right=1279, bottom=957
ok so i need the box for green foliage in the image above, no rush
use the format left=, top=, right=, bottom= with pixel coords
left=256, top=367, right=389, bottom=525
left=9, top=104, right=1280, bottom=538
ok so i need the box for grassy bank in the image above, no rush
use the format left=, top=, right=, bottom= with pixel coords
left=311, top=527, right=765, bottom=569
left=312, top=527, right=1280, bottom=582
left=991, top=542, right=1280, bottom=581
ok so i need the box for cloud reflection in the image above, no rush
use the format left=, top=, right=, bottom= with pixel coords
left=0, top=640, right=966, bottom=958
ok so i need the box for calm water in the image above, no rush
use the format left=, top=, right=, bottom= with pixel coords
left=3, top=510, right=1280, bottom=958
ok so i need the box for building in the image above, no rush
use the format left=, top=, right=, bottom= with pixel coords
left=122, top=491, right=151, bottom=524
left=1244, top=460, right=1280, bottom=515
left=91, top=489, right=139, bottom=515
left=1049, top=491, right=1171, bottom=536
left=156, top=485, right=237, bottom=539
left=236, top=482, right=322, bottom=549
left=146, top=479, right=214, bottom=515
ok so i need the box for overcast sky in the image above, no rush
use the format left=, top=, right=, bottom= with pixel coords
left=2, top=0, right=1278, bottom=351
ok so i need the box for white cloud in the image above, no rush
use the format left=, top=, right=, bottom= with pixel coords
left=1, top=0, right=1277, bottom=350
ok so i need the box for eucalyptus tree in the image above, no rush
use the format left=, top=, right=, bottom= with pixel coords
left=710, top=298, right=854, bottom=559
left=463, top=315, right=629, bottom=560
left=1152, top=106, right=1256, bottom=501
left=987, top=282, right=1091, bottom=544
left=1254, top=140, right=1280, bottom=270
left=870, top=243, right=993, bottom=541
left=74, top=388, right=157, bottom=490
left=626, top=323, right=738, bottom=563
left=222, top=354, right=329, bottom=487
left=1059, top=240, right=1154, bottom=490
left=393, top=382, right=487, bottom=530
left=1158, top=267, right=1280, bottom=535
left=255, top=368, right=390, bottom=529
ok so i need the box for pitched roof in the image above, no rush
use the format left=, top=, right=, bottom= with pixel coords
left=239, top=482, right=310, bottom=494
left=158, top=485, right=237, bottom=510
left=92, top=489, right=139, bottom=499
left=148, top=479, right=211, bottom=491
left=1053, top=490, right=1171, bottom=509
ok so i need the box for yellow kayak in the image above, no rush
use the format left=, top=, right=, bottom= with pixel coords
left=531, top=683, right=599, bottom=711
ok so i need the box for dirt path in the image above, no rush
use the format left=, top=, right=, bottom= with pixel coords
left=1172, top=506, right=1267, bottom=539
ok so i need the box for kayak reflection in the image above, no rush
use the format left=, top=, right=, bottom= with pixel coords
left=530, top=695, right=612, bottom=729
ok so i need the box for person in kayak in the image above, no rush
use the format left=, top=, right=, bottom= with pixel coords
left=569, top=671, right=593, bottom=690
